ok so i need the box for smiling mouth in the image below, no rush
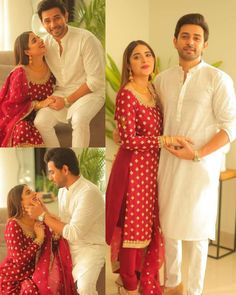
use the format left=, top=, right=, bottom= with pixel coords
left=32, top=196, right=38, bottom=203
left=141, top=65, right=149, bottom=69
left=184, top=47, right=195, bottom=52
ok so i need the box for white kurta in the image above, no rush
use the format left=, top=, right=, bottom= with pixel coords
left=44, top=26, right=105, bottom=119
left=58, top=176, right=105, bottom=282
left=154, top=61, right=236, bottom=240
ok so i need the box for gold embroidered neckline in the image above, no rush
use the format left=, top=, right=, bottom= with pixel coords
left=23, top=65, right=51, bottom=85
left=124, top=86, right=156, bottom=108
left=14, top=218, right=36, bottom=239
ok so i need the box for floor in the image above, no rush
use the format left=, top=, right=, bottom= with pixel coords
left=106, top=242, right=236, bottom=295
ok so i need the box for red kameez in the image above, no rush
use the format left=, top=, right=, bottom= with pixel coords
left=0, top=67, right=54, bottom=147
left=106, top=88, right=164, bottom=294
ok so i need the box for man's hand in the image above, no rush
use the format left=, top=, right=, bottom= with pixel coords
left=48, top=96, right=65, bottom=110
left=25, top=202, right=44, bottom=220
left=164, top=138, right=195, bottom=160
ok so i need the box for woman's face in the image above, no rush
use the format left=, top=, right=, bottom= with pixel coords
left=129, top=44, right=155, bottom=79
left=25, top=32, right=46, bottom=57
left=21, top=185, right=39, bottom=209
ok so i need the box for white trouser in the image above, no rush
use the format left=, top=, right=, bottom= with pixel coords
left=72, top=246, right=105, bottom=295
left=165, top=238, right=209, bottom=295
left=34, top=94, right=104, bottom=147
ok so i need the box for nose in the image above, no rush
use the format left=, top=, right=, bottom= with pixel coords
left=50, top=19, right=58, bottom=29
left=187, top=38, right=194, bottom=46
left=141, top=55, right=147, bottom=63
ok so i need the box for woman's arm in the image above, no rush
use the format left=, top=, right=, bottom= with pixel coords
left=5, top=220, right=41, bottom=266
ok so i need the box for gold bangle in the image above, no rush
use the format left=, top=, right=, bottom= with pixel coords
left=166, top=136, right=170, bottom=145
left=34, top=101, right=41, bottom=110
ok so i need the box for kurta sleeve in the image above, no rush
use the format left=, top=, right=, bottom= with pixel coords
left=62, top=189, right=104, bottom=243
left=115, top=89, right=160, bottom=151
left=212, top=72, right=236, bottom=142
left=5, top=220, right=40, bottom=266
left=82, top=34, right=105, bottom=93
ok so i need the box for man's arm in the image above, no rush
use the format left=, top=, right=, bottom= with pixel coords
left=26, top=203, right=66, bottom=234
left=62, top=190, right=104, bottom=243
left=165, top=129, right=229, bottom=160
left=49, top=34, right=105, bottom=110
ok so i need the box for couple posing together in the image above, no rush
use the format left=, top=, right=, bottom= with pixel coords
left=0, top=0, right=104, bottom=147
left=106, top=13, right=236, bottom=295
left=0, top=148, right=105, bottom=295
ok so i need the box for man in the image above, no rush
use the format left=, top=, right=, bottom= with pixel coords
left=27, top=148, right=105, bottom=295
left=154, top=13, right=236, bottom=295
left=34, top=0, right=105, bottom=147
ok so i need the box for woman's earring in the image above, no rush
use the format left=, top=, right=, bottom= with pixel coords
left=29, top=55, right=32, bottom=65
left=129, top=69, right=133, bottom=82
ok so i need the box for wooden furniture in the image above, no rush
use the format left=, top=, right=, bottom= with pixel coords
left=208, top=169, right=236, bottom=259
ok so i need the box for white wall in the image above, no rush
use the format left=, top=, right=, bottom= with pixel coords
left=106, top=0, right=150, bottom=70
left=0, top=149, right=35, bottom=207
left=6, top=0, right=33, bottom=50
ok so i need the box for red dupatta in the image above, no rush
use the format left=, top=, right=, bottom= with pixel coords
left=33, top=226, right=77, bottom=295
left=0, top=67, right=33, bottom=146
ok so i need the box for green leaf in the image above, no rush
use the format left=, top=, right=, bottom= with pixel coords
left=78, top=148, right=105, bottom=191
left=211, top=61, right=223, bottom=68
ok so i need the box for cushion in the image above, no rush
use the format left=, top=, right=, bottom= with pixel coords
left=0, top=64, right=14, bottom=87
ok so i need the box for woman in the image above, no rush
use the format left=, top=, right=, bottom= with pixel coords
left=106, top=40, right=190, bottom=295
left=0, top=184, right=77, bottom=295
left=0, top=31, right=55, bottom=147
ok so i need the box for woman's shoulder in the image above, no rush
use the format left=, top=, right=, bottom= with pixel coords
left=6, top=218, right=21, bottom=231
left=116, top=85, right=137, bottom=103
left=8, top=65, right=27, bottom=82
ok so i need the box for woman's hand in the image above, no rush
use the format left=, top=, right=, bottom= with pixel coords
left=34, top=221, right=45, bottom=240
left=34, top=97, right=55, bottom=110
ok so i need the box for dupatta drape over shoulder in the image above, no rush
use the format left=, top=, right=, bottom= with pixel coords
left=33, top=226, right=77, bottom=295
left=0, top=67, right=33, bottom=146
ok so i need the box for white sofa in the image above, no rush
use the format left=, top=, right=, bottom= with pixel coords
left=0, top=51, right=105, bottom=147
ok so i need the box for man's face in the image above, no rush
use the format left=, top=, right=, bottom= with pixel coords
left=174, top=24, right=208, bottom=62
left=47, top=161, right=68, bottom=188
left=41, top=8, right=68, bottom=40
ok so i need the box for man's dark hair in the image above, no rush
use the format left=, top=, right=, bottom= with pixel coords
left=44, top=148, right=80, bottom=176
left=37, top=0, right=67, bottom=21
left=174, top=13, right=209, bottom=42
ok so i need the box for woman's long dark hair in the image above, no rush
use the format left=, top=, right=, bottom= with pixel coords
left=7, top=184, right=25, bottom=218
left=120, top=40, right=156, bottom=89
left=14, top=31, right=32, bottom=65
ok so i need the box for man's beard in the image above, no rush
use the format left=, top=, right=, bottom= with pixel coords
left=178, top=48, right=201, bottom=61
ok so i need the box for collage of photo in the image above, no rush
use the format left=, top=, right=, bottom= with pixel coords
left=0, top=0, right=236, bottom=294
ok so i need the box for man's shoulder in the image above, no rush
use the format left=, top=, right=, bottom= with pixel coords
left=68, top=26, right=95, bottom=40
left=201, top=62, right=233, bottom=82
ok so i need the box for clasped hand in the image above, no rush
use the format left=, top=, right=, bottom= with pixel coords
left=47, top=95, right=65, bottom=110
left=164, top=137, right=195, bottom=160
